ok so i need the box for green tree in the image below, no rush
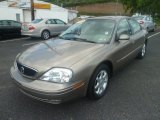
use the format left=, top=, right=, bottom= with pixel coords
left=120, top=0, right=160, bottom=15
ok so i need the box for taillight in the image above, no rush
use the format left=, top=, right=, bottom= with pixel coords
left=29, top=25, right=35, bottom=30
left=139, top=20, right=144, bottom=24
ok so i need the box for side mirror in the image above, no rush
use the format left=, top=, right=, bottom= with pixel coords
left=119, top=34, right=130, bottom=40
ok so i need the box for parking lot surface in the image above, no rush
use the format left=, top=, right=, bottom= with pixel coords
left=0, top=30, right=160, bottom=120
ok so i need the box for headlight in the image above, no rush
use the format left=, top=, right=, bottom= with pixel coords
left=40, top=68, right=72, bottom=83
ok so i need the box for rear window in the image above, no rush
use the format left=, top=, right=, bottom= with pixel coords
left=31, top=19, right=43, bottom=24
left=133, top=16, right=144, bottom=20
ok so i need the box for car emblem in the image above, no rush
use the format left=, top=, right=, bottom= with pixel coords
left=20, top=67, right=25, bottom=74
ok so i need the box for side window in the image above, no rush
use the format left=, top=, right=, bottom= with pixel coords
left=117, top=19, right=131, bottom=36
left=0, top=21, right=2, bottom=26
left=128, top=19, right=141, bottom=34
left=11, top=21, right=21, bottom=27
left=150, top=17, right=153, bottom=22
left=46, top=19, right=56, bottom=24
left=1, top=20, right=9, bottom=26
left=7, top=21, right=12, bottom=26
left=55, top=19, right=66, bottom=25
left=145, top=17, right=150, bottom=21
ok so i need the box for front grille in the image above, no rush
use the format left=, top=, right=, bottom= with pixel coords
left=17, top=62, right=38, bottom=77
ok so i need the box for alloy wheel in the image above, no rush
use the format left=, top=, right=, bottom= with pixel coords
left=43, top=31, right=50, bottom=40
left=94, top=70, right=108, bottom=95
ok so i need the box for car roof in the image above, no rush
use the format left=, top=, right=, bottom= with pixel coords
left=88, top=16, right=130, bottom=22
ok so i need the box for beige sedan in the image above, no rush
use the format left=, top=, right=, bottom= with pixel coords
left=22, top=18, right=70, bottom=40
left=10, top=16, right=148, bottom=104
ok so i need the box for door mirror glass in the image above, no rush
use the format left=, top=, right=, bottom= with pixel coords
left=119, top=34, right=130, bottom=40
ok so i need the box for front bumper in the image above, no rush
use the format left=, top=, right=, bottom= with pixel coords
left=10, top=66, right=86, bottom=104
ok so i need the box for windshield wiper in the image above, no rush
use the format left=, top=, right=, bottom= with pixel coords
left=73, top=37, right=96, bottom=43
left=59, top=33, right=78, bottom=40
left=59, top=35, right=96, bottom=43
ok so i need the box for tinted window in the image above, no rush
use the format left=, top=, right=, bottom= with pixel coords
left=0, top=20, right=9, bottom=26
left=32, top=19, right=43, bottom=24
left=117, top=19, right=131, bottom=36
left=128, top=19, right=141, bottom=34
left=55, top=19, right=65, bottom=24
left=11, top=21, right=21, bottom=27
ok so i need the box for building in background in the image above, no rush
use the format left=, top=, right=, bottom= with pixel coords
left=0, top=0, right=78, bottom=23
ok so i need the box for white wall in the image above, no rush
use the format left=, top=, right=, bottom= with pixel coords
left=0, top=7, right=23, bottom=22
left=0, top=1, right=77, bottom=23
left=68, top=11, right=77, bottom=21
left=36, top=9, right=68, bottom=23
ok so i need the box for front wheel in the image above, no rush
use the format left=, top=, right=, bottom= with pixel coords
left=137, top=43, right=146, bottom=59
left=87, top=64, right=111, bottom=100
left=41, top=30, right=50, bottom=40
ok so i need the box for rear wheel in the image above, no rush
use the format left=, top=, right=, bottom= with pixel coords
left=87, top=64, right=111, bottom=100
left=41, top=30, right=50, bottom=40
left=137, top=43, right=146, bottom=59
left=151, top=27, right=155, bottom=32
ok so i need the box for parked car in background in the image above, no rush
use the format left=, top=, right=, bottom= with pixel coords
left=10, top=16, right=148, bottom=104
left=22, top=18, right=70, bottom=40
left=133, top=15, right=155, bottom=32
left=0, top=20, right=21, bottom=40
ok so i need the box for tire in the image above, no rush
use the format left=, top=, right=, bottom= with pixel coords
left=87, top=64, right=111, bottom=100
left=41, top=30, right=50, bottom=40
left=151, top=27, right=155, bottom=32
left=137, top=43, right=146, bottom=59
left=146, top=27, right=149, bottom=32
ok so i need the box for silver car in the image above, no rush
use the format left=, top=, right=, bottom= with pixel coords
left=133, top=15, right=155, bottom=32
left=22, top=19, right=70, bottom=40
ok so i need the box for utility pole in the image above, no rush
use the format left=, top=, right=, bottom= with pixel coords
left=30, top=0, right=35, bottom=21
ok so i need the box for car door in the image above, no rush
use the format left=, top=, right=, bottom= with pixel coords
left=0, top=21, right=3, bottom=38
left=54, top=19, right=69, bottom=34
left=45, top=19, right=59, bottom=35
left=10, top=21, right=21, bottom=35
left=128, top=18, right=145, bottom=52
left=112, top=19, right=136, bottom=69
left=1, top=20, right=11, bottom=36
left=7, top=20, right=15, bottom=35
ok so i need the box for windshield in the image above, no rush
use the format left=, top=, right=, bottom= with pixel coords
left=59, top=19, right=115, bottom=43
left=31, top=19, right=43, bottom=24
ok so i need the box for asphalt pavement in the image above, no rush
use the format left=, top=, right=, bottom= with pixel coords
left=0, top=31, right=160, bottom=120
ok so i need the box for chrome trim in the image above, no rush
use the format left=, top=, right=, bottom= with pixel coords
left=117, top=45, right=142, bottom=63
left=16, top=61, right=39, bottom=79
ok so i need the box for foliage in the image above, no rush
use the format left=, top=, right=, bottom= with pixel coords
left=45, top=0, right=160, bottom=18
left=47, top=0, right=116, bottom=7
left=120, top=0, right=160, bottom=15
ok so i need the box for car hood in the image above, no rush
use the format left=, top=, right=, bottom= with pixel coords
left=17, top=39, right=104, bottom=73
